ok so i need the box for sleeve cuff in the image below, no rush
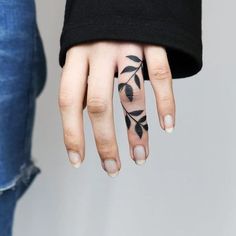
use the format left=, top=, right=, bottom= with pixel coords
left=59, top=17, right=202, bottom=79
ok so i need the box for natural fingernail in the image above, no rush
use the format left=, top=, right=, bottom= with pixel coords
left=104, top=159, right=119, bottom=177
left=68, top=151, right=82, bottom=168
left=133, top=145, right=146, bottom=165
left=164, top=114, right=174, bottom=133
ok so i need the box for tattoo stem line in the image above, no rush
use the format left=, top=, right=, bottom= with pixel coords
left=121, top=103, right=146, bottom=128
left=121, top=60, right=143, bottom=89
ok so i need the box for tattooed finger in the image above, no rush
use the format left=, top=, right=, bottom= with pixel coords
left=117, top=48, right=149, bottom=165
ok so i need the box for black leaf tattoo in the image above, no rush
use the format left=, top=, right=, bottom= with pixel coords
left=121, top=66, right=137, bottom=74
left=135, top=123, right=143, bottom=139
left=129, top=110, right=143, bottom=116
left=138, top=115, right=146, bottom=123
left=143, top=124, right=149, bottom=131
left=118, top=55, right=148, bottom=139
left=118, top=83, right=126, bottom=92
left=134, top=74, right=141, bottom=89
left=126, top=55, right=142, bottom=62
left=125, top=115, right=131, bottom=129
left=118, top=55, right=143, bottom=99
left=121, top=104, right=148, bottom=139
left=125, top=84, right=133, bottom=102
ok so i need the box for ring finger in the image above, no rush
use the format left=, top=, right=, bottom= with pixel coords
left=87, top=42, right=121, bottom=177
left=117, top=43, right=149, bottom=165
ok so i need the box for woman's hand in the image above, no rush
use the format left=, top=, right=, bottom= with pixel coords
left=58, top=41, right=175, bottom=177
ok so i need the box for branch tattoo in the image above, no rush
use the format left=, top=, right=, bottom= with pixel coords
left=118, top=55, right=149, bottom=139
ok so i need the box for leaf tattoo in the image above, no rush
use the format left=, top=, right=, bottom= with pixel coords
left=126, top=55, right=142, bottom=62
left=125, top=115, right=131, bottom=129
left=129, top=110, right=143, bottom=116
left=138, top=115, right=146, bottom=123
left=135, top=123, right=143, bottom=139
left=121, top=104, right=148, bottom=139
left=119, top=55, right=148, bottom=139
left=134, top=74, right=141, bottom=89
left=125, top=84, right=133, bottom=102
left=142, top=124, right=149, bottom=131
left=118, top=83, right=126, bottom=92
left=121, top=66, right=137, bottom=74
left=118, top=55, right=143, bottom=99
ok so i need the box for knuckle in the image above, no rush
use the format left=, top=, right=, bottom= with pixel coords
left=63, top=129, right=78, bottom=150
left=67, top=45, right=87, bottom=56
left=98, top=141, right=116, bottom=158
left=159, top=95, right=173, bottom=105
left=150, top=66, right=171, bottom=81
left=87, top=97, right=108, bottom=114
left=59, top=91, right=75, bottom=108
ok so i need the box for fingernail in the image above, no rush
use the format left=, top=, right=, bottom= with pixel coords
left=133, top=145, right=146, bottom=165
left=164, top=114, right=174, bottom=133
left=68, top=151, right=82, bottom=168
left=104, top=159, right=119, bottom=177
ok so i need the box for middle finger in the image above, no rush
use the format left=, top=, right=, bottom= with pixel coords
left=87, top=42, right=121, bottom=177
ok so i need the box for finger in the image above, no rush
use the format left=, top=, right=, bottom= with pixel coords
left=59, top=46, right=88, bottom=168
left=117, top=43, right=149, bottom=165
left=87, top=43, right=120, bottom=177
left=144, top=45, right=175, bottom=133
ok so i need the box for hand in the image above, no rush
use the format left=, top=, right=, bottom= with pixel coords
left=58, top=41, right=175, bottom=177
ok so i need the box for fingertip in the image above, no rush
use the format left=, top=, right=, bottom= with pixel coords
left=163, top=114, right=175, bottom=134
left=67, top=150, right=84, bottom=168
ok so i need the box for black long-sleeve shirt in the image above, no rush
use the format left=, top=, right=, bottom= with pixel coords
left=59, top=0, right=202, bottom=79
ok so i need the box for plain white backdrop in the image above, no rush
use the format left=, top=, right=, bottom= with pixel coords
left=14, top=1, right=236, bottom=235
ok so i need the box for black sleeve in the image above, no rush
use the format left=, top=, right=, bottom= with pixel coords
left=59, top=0, right=202, bottom=80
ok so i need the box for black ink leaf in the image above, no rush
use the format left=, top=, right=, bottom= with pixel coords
left=134, top=74, right=141, bottom=89
left=125, top=84, right=133, bottom=102
left=138, top=115, right=146, bottom=123
left=118, top=83, right=126, bottom=92
left=143, top=124, right=149, bottom=131
left=135, top=123, right=143, bottom=139
left=120, top=66, right=137, bottom=74
left=125, top=115, right=131, bottom=129
left=141, top=64, right=145, bottom=77
left=126, top=55, right=142, bottom=63
left=129, top=110, right=143, bottom=116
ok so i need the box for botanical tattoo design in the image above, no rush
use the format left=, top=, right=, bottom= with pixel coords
left=118, top=55, right=143, bottom=102
left=119, top=55, right=148, bottom=139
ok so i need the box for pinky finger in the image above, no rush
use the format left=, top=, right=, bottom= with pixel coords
left=144, top=45, right=176, bottom=133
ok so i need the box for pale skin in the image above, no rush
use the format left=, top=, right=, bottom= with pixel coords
left=58, top=41, right=175, bottom=177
